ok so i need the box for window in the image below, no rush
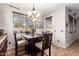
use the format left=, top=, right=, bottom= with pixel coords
left=45, top=16, right=53, bottom=32
left=46, top=16, right=52, bottom=28
left=13, top=12, right=32, bottom=32
left=13, top=12, right=26, bottom=28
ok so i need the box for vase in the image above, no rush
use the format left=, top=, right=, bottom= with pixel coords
left=31, top=31, right=35, bottom=36
left=31, top=29, right=35, bottom=36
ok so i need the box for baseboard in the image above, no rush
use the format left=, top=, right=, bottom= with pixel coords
left=53, top=43, right=66, bottom=48
left=65, top=39, right=77, bottom=48
left=52, top=41, right=66, bottom=48
left=7, top=46, right=15, bottom=50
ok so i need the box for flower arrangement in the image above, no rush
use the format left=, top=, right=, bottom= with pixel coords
left=28, top=22, right=36, bottom=36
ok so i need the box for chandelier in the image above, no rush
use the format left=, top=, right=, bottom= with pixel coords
left=27, top=3, right=40, bottom=21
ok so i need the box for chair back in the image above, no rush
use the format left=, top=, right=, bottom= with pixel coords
left=42, top=33, right=52, bottom=50
left=14, top=31, right=22, bottom=45
left=14, top=32, right=18, bottom=46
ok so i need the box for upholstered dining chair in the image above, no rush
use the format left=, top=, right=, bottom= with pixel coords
left=35, top=33, right=52, bottom=56
left=14, top=31, right=28, bottom=56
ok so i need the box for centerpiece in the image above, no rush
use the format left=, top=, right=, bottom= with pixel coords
left=29, top=22, right=36, bottom=36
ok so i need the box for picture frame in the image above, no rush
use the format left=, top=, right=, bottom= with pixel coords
left=36, top=22, right=43, bottom=28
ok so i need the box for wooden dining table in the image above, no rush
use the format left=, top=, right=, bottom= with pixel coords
left=22, top=33, right=43, bottom=55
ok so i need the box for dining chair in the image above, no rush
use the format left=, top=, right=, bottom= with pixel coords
left=35, top=33, right=52, bottom=56
left=14, top=31, right=28, bottom=56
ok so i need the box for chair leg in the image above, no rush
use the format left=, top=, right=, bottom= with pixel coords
left=49, top=46, right=51, bottom=56
left=25, top=45, right=27, bottom=54
left=15, top=46, right=18, bottom=56
left=15, top=49, right=18, bottom=56
left=41, top=50, right=44, bottom=56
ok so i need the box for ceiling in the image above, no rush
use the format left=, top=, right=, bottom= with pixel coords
left=8, top=3, right=79, bottom=17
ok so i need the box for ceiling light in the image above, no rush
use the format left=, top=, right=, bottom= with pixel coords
left=27, top=3, right=40, bottom=21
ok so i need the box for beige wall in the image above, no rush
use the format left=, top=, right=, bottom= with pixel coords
left=0, top=4, right=14, bottom=49
left=43, top=7, right=66, bottom=48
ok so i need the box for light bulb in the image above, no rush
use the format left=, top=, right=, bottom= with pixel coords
left=27, top=11, right=32, bottom=16
left=33, top=18, right=37, bottom=21
left=35, top=13, right=40, bottom=17
left=33, top=10, right=37, bottom=14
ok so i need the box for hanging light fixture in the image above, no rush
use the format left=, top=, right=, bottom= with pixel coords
left=27, top=3, right=40, bottom=21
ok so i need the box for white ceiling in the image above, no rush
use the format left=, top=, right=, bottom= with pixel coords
left=8, top=3, right=79, bottom=17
